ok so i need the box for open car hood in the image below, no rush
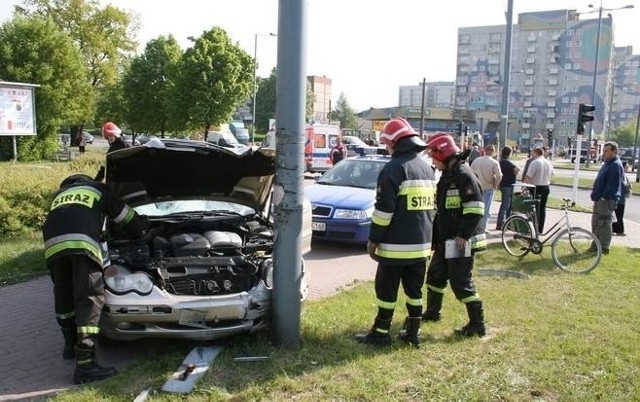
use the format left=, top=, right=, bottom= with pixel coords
left=106, top=138, right=275, bottom=210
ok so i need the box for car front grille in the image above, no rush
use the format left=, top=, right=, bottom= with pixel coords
left=311, top=204, right=332, bottom=217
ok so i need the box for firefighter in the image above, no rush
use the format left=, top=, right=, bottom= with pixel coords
left=43, top=173, right=147, bottom=384
left=102, top=121, right=130, bottom=153
left=355, top=118, right=436, bottom=347
left=423, top=133, right=487, bottom=337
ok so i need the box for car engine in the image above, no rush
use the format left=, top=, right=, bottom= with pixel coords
left=108, top=217, right=274, bottom=296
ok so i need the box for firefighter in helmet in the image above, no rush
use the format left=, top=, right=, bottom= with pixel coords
left=43, top=173, right=147, bottom=384
left=423, top=133, right=487, bottom=337
left=355, top=117, right=437, bottom=347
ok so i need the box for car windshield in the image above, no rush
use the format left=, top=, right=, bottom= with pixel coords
left=134, top=200, right=254, bottom=217
left=317, top=159, right=384, bottom=189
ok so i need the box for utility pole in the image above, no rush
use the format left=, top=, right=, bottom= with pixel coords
left=419, top=78, right=426, bottom=137
left=498, top=0, right=514, bottom=151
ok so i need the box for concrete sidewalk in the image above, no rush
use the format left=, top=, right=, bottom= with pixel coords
left=0, top=205, right=637, bottom=401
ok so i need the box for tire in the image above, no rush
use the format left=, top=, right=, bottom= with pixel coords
left=501, top=214, right=534, bottom=257
left=551, top=227, right=601, bottom=274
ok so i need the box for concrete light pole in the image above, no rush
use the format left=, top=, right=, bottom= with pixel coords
left=252, top=32, right=276, bottom=144
left=498, top=0, right=514, bottom=151
left=585, top=1, right=634, bottom=167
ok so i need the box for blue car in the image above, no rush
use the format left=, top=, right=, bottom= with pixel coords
left=305, top=155, right=390, bottom=245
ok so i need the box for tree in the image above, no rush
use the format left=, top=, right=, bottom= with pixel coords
left=609, top=123, right=635, bottom=147
left=15, top=0, right=139, bottom=142
left=254, top=68, right=316, bottom=133
left=122, top=35, right=182, bottom=136
left=174, top=27, right=254, bottom=137
left=330, top=92, right=357, bottom=129
left=0, top=16, right=92, bottom=161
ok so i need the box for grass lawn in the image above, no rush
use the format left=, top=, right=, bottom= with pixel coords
left=48, top=243, right=640, bottom=401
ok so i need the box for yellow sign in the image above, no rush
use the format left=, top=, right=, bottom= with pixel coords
left=373, top=120, right=386, bottom=131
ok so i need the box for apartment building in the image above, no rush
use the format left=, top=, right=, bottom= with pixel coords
left=456, top=9, right=639, bottom=145
left=399, top=81, right=455, bottom=108
left=609, top=46, right=640, bottom=132
left=307, top=75, right=332, bottom=124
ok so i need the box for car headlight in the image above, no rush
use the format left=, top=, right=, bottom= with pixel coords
left=333, top=208, right=372, bottom=220
left=261, top=259, right=273, bottom=289
left=103, top=265, right=153, bottom=295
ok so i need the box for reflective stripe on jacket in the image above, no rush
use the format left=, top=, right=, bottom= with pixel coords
left=370, top=151, right=437, bottom=264
left=434, top=159, right=485, bottom=252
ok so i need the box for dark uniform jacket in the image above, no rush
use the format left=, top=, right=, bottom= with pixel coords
left=369, top=149, right=437, bottom=265
left=43, top=178, right=146, bottom=267
left=434, top=157, right=486, bottom=252
left=107, top=137, right=130, bottom=153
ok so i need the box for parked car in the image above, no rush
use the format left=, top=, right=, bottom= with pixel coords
left=205, top=131, right=246, bottom=150
left=81, top=131, right=94, bottom=144
left=100, top=138, right=312, bottom=341
left=122, top=134, right=141, bottom=146
left=305, top=155, right=390, bottom=245
left=340, top=135, right=379, bottom=157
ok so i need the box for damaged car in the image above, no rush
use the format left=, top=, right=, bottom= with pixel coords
left=100, top=138, right=312, bottom=341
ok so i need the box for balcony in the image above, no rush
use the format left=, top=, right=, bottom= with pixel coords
left=547, top=90, right=557, bottom=96
left=547, top=101, right=556, bottom=107
left=522, top=123, right=531, bottom=128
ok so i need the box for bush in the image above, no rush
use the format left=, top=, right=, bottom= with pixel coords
left=0, top=153, right=105, bottom=237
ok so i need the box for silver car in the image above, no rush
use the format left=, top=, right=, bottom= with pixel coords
left=100, top=138, right=312, bottom=341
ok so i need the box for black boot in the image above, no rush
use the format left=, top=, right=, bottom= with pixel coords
left=355, top=318, right=392, bottom=346
left=422, top=290, right=443, bottom=322
left=61, top=327, right=77, bottom=360
left=454, top=301, right=486, bottom=337
left=398, top=317, right=422, bottom=347
left=73, top=339, right=117, bottom=384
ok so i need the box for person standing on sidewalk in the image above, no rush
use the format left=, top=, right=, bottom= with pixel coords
left=355, top=118, right=436, bottom=347
left=612, top=161, right=630, bottom=236
left=43, top=173, right=147, bottom=384
left=590, top=141, right=624, bottom=254
left=523, top=147, right=554, bottom=233
left=470, top=144, right=502, bottom=232
left=422, top=133, right=487, bottom=338
left=496, top=146, right=520, bottom=230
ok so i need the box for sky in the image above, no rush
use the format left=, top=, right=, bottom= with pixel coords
left=1, top=0, right=639, bottom=112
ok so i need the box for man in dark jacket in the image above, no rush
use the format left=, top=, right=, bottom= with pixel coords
left=355, top=118, right=436, bottom=347
left=423, top=133, right=487, bottom=337
left=43, top=173, right=147, bottom=384
left=590, top=141, right=624, bottom=254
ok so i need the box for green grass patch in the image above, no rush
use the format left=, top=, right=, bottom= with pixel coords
left=49, top=243, right=640, bottom=401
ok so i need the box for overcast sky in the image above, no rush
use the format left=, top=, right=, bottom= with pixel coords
left=1, top=0, right=639, bottom=111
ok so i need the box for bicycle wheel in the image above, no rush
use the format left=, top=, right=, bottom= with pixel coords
left=551, top=227, right=601, bottom=274
left=501, top=214, right=534, bottom=257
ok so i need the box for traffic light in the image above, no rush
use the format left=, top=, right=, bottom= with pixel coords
left=547, top=129, right=553, bottom=144
left=567, top=137, right=572, bottom=148
left=577, top=103, right=595, bottom=135
left=456, top=122, right=463, bottom=136
left=464, top=125, right=469, bottom=136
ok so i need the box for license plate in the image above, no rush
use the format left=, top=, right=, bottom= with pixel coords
left=179, top=309, right=208, bottom=329
left=312, top=222, right=326, bottom=232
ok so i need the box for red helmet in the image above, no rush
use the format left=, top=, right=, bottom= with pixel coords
left=380, top=118, right=425, bottom=149
left=102, top=121, right=122, bottom=138
left=426, top=133, right=460, bottom=163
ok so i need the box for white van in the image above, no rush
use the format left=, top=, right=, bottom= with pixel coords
left=304, top=123, right=341, bottom=172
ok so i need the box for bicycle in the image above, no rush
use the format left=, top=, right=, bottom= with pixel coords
left=501, top=184, right=602, bottom=274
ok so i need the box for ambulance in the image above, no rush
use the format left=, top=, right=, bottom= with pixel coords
left=304, top=123, right=341, bottom=172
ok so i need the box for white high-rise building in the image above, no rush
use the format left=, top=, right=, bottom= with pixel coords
left=399, top=82, right=454, bottom=108
left=456, top=9, right=639, bottom=144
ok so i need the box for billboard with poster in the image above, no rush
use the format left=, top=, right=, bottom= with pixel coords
left=0, top=82, right=37, bottom=136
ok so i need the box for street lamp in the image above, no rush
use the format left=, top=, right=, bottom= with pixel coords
left=252, top=32, right=276, bottom=144
left=585, top=1, right=634, bottom=167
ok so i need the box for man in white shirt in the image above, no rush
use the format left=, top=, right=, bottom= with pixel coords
left=470, top=144, right=503, bottom=232
left=523, top=147, right=555, bottom=233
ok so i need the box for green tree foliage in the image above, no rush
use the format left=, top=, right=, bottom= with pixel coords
left=175, top=27, right=254, bottom=136
left=254, top=68, right=316, bottom=133
left=609, top=123, right=636, bottom=147
left=122, top=35, right=183, bottom=136
left=16, top=0, right=138, bottom=143
left=0, top=16, right=92, bottom=161
left=330, top=92, right=357, bottom=129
